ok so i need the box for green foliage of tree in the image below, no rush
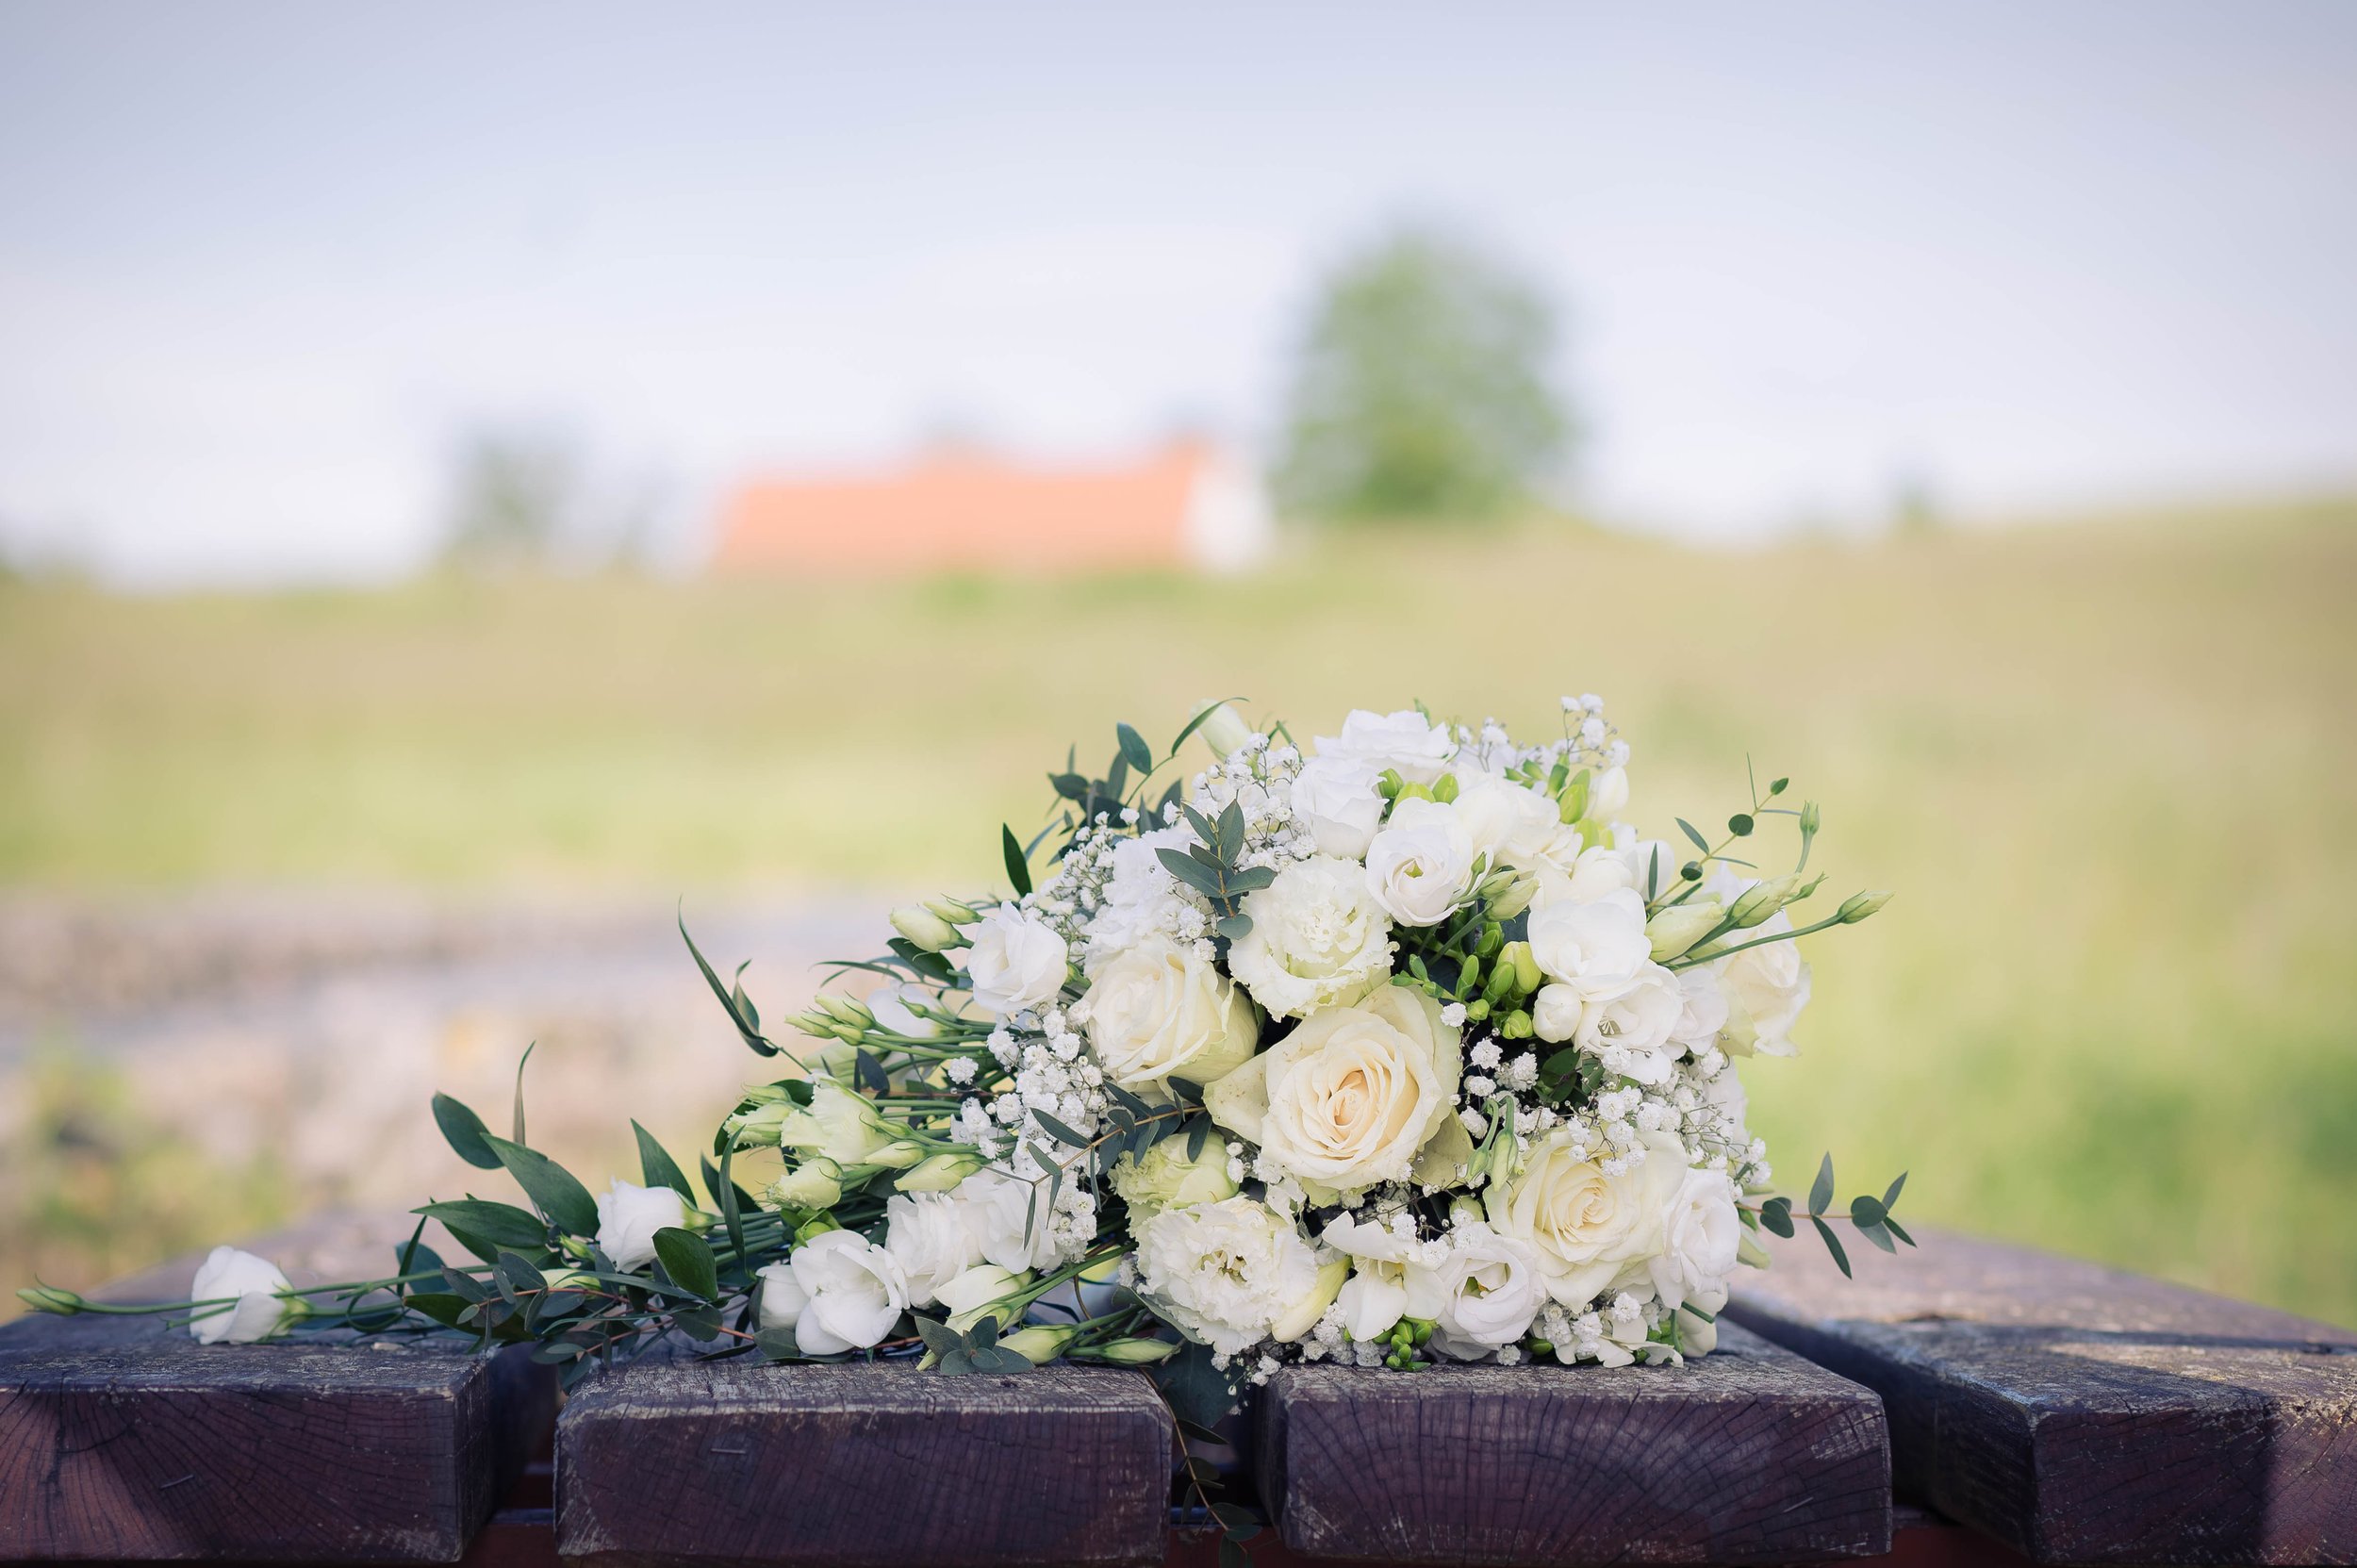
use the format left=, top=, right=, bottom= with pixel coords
left=1276, top=227, right=1574, bottom=523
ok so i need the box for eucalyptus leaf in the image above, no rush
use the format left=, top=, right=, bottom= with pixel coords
left=1116, top=721, right=1153, bottom=773
left=1809, top=1213, right=1853, bottom=1278
left=1677, top=817, right=1711, bottom=852
left=1808, top=1152, right=1835, bottom=1217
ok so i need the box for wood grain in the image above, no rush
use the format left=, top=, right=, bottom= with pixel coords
left=0, top=1212, right=553, bottom=1562
left=1727, top=1228, right=2357, bottom=1564
left=554, top=1353, right=1173, bottom=1568
left=1255, top=1321, right=1891, bottom=1565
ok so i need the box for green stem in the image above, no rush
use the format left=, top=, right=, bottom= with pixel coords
left=1670, top=911, right=1843, bottom=968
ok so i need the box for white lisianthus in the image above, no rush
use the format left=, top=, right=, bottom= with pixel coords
left=1111, top=1130, right=1240, bottom=1222
left=935, top=1263, right=1029, bottom=1331
left=1079, top=936, right=1258, bottom=1098
left=1132, top=1195, right=1324, bottom=1356
left=1699, top=1058, right=1749, bottom=1128
left=773, top=1080, right=898, bottom=1167
left=1531, top=983, right=1584, bottom=1044
left=1315, top=708, right=1457, bottom=784
left=1323, top=1213, right=1447, bottom=1342
left=1678, top=1280, right=1730, bottom=1356
left=189, top=1246, right=302, bottom=1345
left=1449, top=768, right=1556, bottom=863
left=1527, top=887, right=1652, bottom=1002
left=1228, top=856, right=1393, bottom=1019
left=1669, top=966, right=1732, bottom=1047
left=1718, top=916, right=1811, bottom=1056
left=1484, top=1129, right=1689, bottom=1307
left=1083, top=827, right=1193, bottom=962
left=954, top=1168, right=1068, bottom=1273
left=963, top=904, right=1069, bottom=1017
left=865, top=982, right=941, bottom=1039
left=761, top=1230, right=908, bottom=1354
left=1289, top=754, right=1388, bottom=860
left=1205, top=984, right=1468, bottom=1197
left=883, top=1191, right=982, bottom=1308
left=1192, top=700, right=1256, bottom=759
left=1616, top=839, right=1685, bottom=901
left=1402, top=1220, right=1546, bottom=1358
left=1649, top=1166, right=1741, bottom=1312
left=595, top=1179, right=691, bottom=1272
left=1574, top=962, right=1687, bottom=1084
left=1589, top=765, right=1630, bottom=820
left=1363, top=798, right=1478, bottom=928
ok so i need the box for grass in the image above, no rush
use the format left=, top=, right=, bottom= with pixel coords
left=4, top=493, right=2354, bottom=1325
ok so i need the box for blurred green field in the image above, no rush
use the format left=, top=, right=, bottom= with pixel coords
left=5, top=495, right=2354, bottom=1325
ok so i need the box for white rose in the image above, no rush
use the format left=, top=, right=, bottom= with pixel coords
left=188, top=1246, right=301, bottom=1345
left=1484, top=1129, right=1688, bottom=1306
left=883, top=1191, right=982, bottom=1308
left=1574, top=962, right=1687, bottom=1085
left=1527, top=887, right=1651, bottom=1001
left=1718, top=915, right=1811, bottom=1056
left=1650, top=1166, right=1741, bottom=1312
left=1289, top=754, right=1388, bottom=860
left=773, top=1080, right=897, bottom=1167
left=1082, top=827, right=1193, bottom=962
left=1205, top=984, right=1468, bottom=1197
left=1111, top=1129, right=1240, bottom=1222
left=963, top=904, right=1069, bottom=1017
left=1132, top=1195, right=1324, bottom=1356
left=766, top=1230, right=908, bottom=1354
left=595, top=1178, right=690, bottom=1272
left=1080, top=936, right=1258, bottom=1098
left=1323, top=1213, right=1448, bottom=1342
left=1228, top=856, right=1394, bottom=1019
left=1315, top=708, right=1457, bottom=784
left=1363, top=798, right=1478, bottom=928
left=1402, top=1220, right=1545, bottom=1358
left=954, top=1168, right=1067, bottom=1273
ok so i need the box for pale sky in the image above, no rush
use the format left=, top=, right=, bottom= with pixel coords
left=3, top=1, right=2353, bottom=584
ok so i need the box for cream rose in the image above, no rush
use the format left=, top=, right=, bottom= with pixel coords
left=1362, top=798, right=1478, bottom=928
left=594, top=1179, right=691, bottom=1272
left=1228, top=855, right=1393, bottom=1019
left=1204, top=984, right=1468, bottom=1196
left=1484, top=1129, right=1689, bottom=1306
left=1080, top=936, right=1258, bottom=1098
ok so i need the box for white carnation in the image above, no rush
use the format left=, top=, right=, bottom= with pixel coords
left=1228, top=855, right=1393, bottom=1019
left=1133, top=1195, right=1324, bottom=1357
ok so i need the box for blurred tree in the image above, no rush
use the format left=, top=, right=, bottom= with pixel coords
left=1275, top=227, right=1573, bottom=523
left=439, top=432, right=578, bottom=569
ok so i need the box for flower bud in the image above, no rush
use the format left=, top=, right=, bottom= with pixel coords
left=1500, top=1008, right=1534, bottom=1040
left=1463, top=998, right=1490, bottom=1022
left=896, top=1148, right=987, bottom=1193
left=793, top=1212, right=843, bottom=1246
left=1430, top=772, right=1460, bottom=804
left=16, top=1284, right=83, bottom=1315
left=542, top=1267, right=602, bottom=1294
left=1837, top=890, right=1892, bottom=924
left=1800, top=801, right=1821, bottom=836
left=867, top=1138, right=930, bottom=1170
left=1728, top=874, right=1801, bottom=930
left=1376, top=768, right=1405, bottom=801
left=768, top=1159, right=845, bottom=1210
left=1503, top=940, right=1542, bottom=995
left=1557, top=767, right=1591, bottom=824
left=998, top=1324, right=1080, bottom=1364
left=1646, top=902, right=1724, bottom=961
left=816, top=994, right=877, bottom=1030
left=1192, top=700, right=1255, bottom=759
left=1271, top=1257, right=1350, bottom=1342
left=1479, top=870, right=1537, bottom=920
left=1738, top=1228, right=1774, bottom=1270
left=891, top=905, right=962, bottom=952
left=939, top=1263, right=1029, bottom=1331
left=1090, top=1336, right=1180, bottom=1365
left=924, top=897, right=981, bottom=925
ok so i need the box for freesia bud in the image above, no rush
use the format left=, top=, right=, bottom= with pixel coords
left=1091, top=1337, right=1180, bottom=1365
left=867, top=1138, right=930, bottom=1170
left=1738, top=1228, right=1774, bottom=1269
left=1646, top=902, right=1724, bottom=961
left=793, top=1212, right=843, bottom=1246
left=1502, top=940, right=1542, bottom=995
left=940, top=1263, right=1029, bottom=1331
left=16, top=1284, right=83, bottom=1315
left=1500, top=1008, right=1534, bottom=1040
left=891, top=905, right=962, bottom=952
left=1430, top=772, right=1460, bottom=803
left=1376, top=768, right=1406, bottom=801
left=1193, top=700, right=1255, bottom=759
left=1271, top=1257, right=1350, bottom=1342
left=896, top=1148, right=986, bottom=1192
left=1728, top=874, right=1801, bottom=930
left=767, top=1160, right=845, bottom=1209
left=998, top=1324, right=1079, bottom=1364
left=1479, top=870, right=1537, bottom=920
left=924, top=897, right=981, bottom=925
left=1838, top=890, right=1892, bottom=924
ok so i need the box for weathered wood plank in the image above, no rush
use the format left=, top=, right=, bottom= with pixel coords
left=0, top=1212, right=554, bottom=1563
left=554, top=1353, right=1173, bottom=1568
left=1727, top=1228, right=2357, bottom=1564
left=1255, top=1321, right=1891, bottom=1565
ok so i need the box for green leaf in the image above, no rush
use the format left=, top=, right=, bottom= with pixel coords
left=1215, top=800, right=1245, bottom=861
left=1727, top=813, right=1755, bottom=836
left=1152, top=1340, right=1244, bottom=1428
left=1001, top=825, right=1032, bottom=897
left=495, top=1250, right=547, bottom=1298
left=1186, top=1114, right=1211, bottom=1161
left=1215, top=913, right=1253, bottom=941
left=633, top=1121, right=696, bottom=1203
left=1883, top=1171, right=1908, bottom=1212
left=1218, top=1538, right=1250, bottom=1568
left=681, top=906, right=778, bottom=1056
left=854, top=1049, right=890, bottom=1095
left=1808, top=1152, right=1835, bottom=1217
left=1158, top=847, right=1231, bottom=901
left=717, top=1134, right=748, bottom=1263
left=1758, top=1196, right=1795, bottom=1239
left=673, top=1305, right=723, bottom=1342
left=1849, top=1194, right=1887, bottom=1229
left=511, top=1040, right=536, bottom=1146
left=1676, top=817, right=1711, bottom=852
left=1031, top=1109, right=1090, bottom=1147
left=1210, top=1502, right=1261, bottom=1535
left=1809, top=1213, right=1853, bottom=1278
left=415, top=1198, right=547, bottom=1250
left=1116, top=721, right=1153, bottom=773
left=484, top=1135, right=601, bottom=1236
left=1856, top=1219, right=1898, bottom=1254
left=1048, top=770, right=1091, bottom=801
left=404, top=1292, right=472, bottom=1329
left=1170, top=697, right=1246, bottom=758
left=1883, top=1215, right=1917, bottom=1247
left=652, top=1227, right=719, bottom=1300
left=393, top=1235, right=444, bottom=1279
left=431, top=1093, right=503, bottom=1170
left=1226, top=867, right=1276, bottom=894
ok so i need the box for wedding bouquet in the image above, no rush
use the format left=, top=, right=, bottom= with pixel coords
left=21, top=696, right=1904, bottom=1543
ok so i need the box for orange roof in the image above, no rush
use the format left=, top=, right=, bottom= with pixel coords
left=714, top=442, right=1211, bottom=575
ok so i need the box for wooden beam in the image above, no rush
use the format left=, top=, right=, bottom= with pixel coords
left=1256, top=1322, right=1891, bottom=1565
left=1727, top=1228, right=2357, bottom=1564
left=0, top=1213, right=553, bottom=1563
left=554, top=1354, right=1174, bottom=1568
